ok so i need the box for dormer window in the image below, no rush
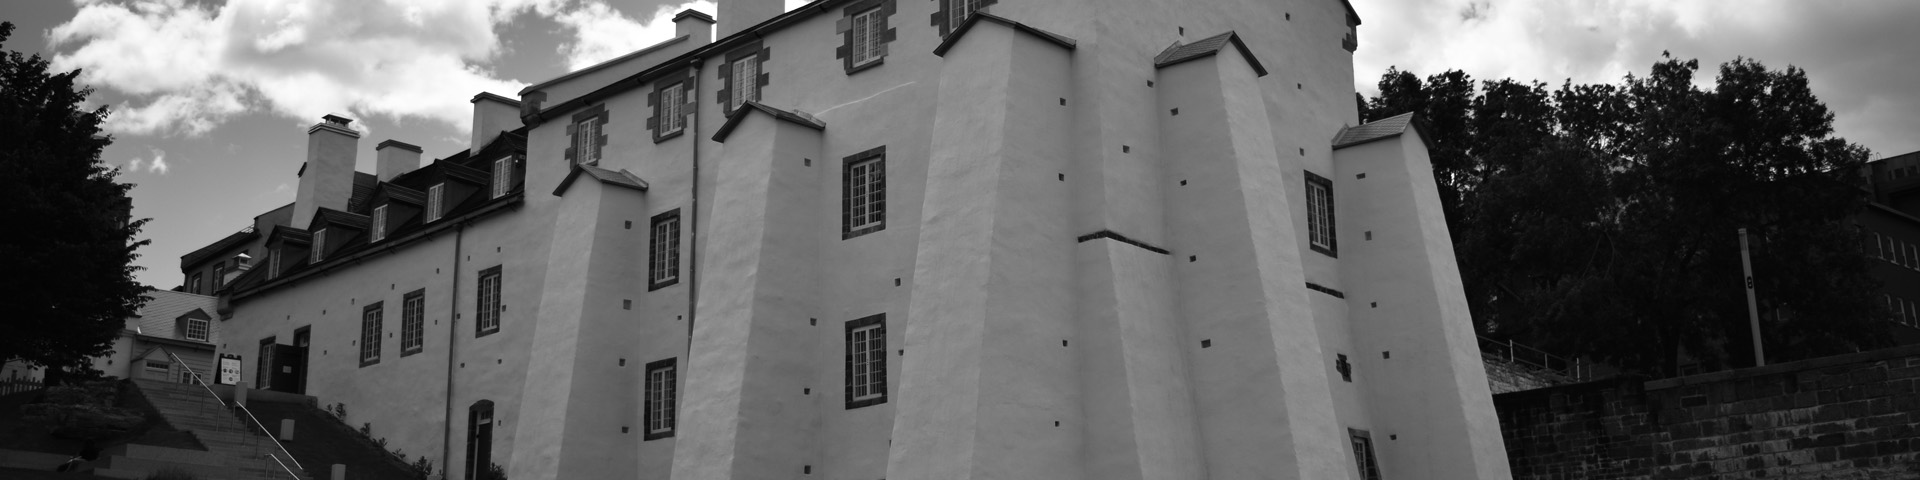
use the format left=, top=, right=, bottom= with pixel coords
left=427, top=184, right=445, bottom=222
left=492, top=157, right=513, bottom=199
left=268, top=250, right=281, bottom=279
left=371, top=205, right=388, bottom=242
left=311, top=229, right=327, bottom=264
left=183, top=316, right=209, bottom=342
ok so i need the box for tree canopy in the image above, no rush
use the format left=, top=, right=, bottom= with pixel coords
left=0, top=22, right=149, bottom=376
left=1363, top=54, right=1886, bottom=376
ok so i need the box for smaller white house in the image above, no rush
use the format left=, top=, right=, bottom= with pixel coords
left=87, top=290, right=222, bottom=383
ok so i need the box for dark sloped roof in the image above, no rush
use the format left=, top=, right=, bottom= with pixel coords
left=711, top=101, right=826, bottom=142
left=180, top=227, right=257, bottom=268
left=312, top=208, right=371, bottom=231
left=266, top=225, right=311, bottom=245
left=346, top=172, right=378, bottom=212
left=441, top=162, right=491, bottom=185
left=1332, top=112, right=1415, bottom=149
left=933, top=12, right=1077, bottom=57
left=374, top=183, right=427, bottom=206
left=1153, top=31, right=1267, bottom=77
left=554, top=164, right=650, bottom=196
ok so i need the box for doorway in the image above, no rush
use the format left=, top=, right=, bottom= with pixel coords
left=291, top=327, right=311, bottom=394
left=465, top=400, right=495, bottom=480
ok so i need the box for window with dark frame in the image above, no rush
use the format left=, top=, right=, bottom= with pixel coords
left=212, top=262, right=226, bottom=289
left=931, top=0, right=995, bottom=36
left=371, top=205, right=388, bottom=242
left=659, top=83, right=687, bottom=136
left=837, top=0, right=896, bottom=74
left=427, top=183, right=445, bottom=222
left=718, top=45, right=768, bottom=113
left=644, top=358, right=677, bottom=440
left=267, top=250, right=281, bottom=280
left=184, top=316, right=210, bottom=342
left=311, top=229, right=328, bottom=264
left=1350, top=429, right=1383, bottom=480
left=188, top=273, right=203, bottom=294
left=477, top=266, right=503, bottom=337
left=649, top=210, right=682, bottom=290
left=845, top=314, right=887, bottom=409
left=842, top=147, right=886, bottom=239
left=566, top=104, right=609, bottom=165
left=360, top=302, right=383, bottom=366
left=492, top=157, right=514, bottom=199
left=402, top=289, right=426, bottom=356
left=1306, top=171, right=1337, bottom=257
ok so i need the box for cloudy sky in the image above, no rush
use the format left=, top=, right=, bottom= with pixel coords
left=2, top=0, right=1917, bottom=289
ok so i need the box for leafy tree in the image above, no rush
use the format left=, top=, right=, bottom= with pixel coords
left=0, top=22, right=149, bottom=377
left=1363, top=54, right=1885, bottom=376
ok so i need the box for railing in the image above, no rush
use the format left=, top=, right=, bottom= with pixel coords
left=1478, top=335, right=1592, bottom=381
left=0, top=376, right=43, bottom=396
left=165, top=351, right=306, bottom=478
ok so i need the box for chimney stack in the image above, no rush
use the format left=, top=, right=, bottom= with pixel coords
left=470, top=93, right=523, bottom=155
left=375, top=140, right=422, bottom=182
left=292, top=114, right=360, bottom=229
left=718, top=0, right=783, bottom=39
left=675, top=10, right=715, bottom=47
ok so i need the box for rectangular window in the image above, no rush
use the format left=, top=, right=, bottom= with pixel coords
left=188, top=273, right=203, bottom=295
left=1873, top=232, right=1884, bottom=259
left=1884, top=236, right=1897, bottom=264
left=268, top=250, right=281, bottom=279
left=145, top=361, right=169, bottom=374
left=492, top=157, right=513, bottom=199
left=360, top=303, right=383, bottom=366
left=427, top=184, right=445, bottom=222
left=371, top=205, right=388, bottom=242
left=950, top=0, right=982, bottom=26
left=574, top=115, right=602, bottom=164
left=1350, top=429, right=1384, bottom=480
left=851, top=7, right=883, bottom=66
left=649, top=210, right=682, bottom=290
left=1306, top=172, right=1337, bottom=257
left=729, top=56, right=759, bottom=111
left=845, top=314, right=887, bottom=409
left=212, top=262, right=226, bottom=289
left=644, top=358, right=677, bottom=440
left=842, top=147, right=887, bottom=239
left=402, top=289, right=425, bottom=355
left=184, top=317, right=210, bottom=342
left=311, top=229, right=328, bottom=264
left=659, top=83, right=686, bottom=135
left=477, top=266, right=503, bottom=337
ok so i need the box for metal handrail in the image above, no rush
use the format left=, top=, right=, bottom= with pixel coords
left=1477, top=335, right=1590, bottom=381
left=267, top=451, right=301, bottom=479
left=164, top=351, right=307, bottom=474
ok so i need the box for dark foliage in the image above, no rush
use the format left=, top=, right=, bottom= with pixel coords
left=21, top=381, right=143, bottom=441
left=1363, top=55, right=1884, bottom=376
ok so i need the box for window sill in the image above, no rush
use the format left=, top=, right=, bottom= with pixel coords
left=476, top=327, right=500, bottom=339
left=359, top=358, right=380, bottom=368
left=648, top=277, right=680, bottom=292
left=643, top=429, right=675, bottom=441
left=845, top=396, right=887, bottom=410
left=845, top=58, right=885, bottom=76
left=652, top=129, right=684, bottom=144
left=843, top=223, right=885, bottom=240
left=1310, top=244, right=1338, bottom=259
left=401, top=347, right=423, bottom=358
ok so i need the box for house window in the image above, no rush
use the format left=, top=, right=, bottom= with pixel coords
left=145, top=361, right=170, bottom=374
left=839, top=2, right=894, bottom=73
left=184, top=317, right=210, bottom=342
left=1350, top=429, right=1384, bottom=480
left=725, top=53, right=763, bottom=112
left=843, top=147, right=886, bottom=239
left=361, top=303, right=383, bottom=366
left=1305, top=172, right=1337, bottom=257
left=574, top=114, right=603, bottom=165
left=933, top=0, right=994, bottom=36
left=188, top=273, right=203, bottom=294
left=268, top=250, right=281, bottom=279
left=649, top=210, right=682, bottom=290
left=492, top=157, right=514, bottom=199
left=402, top=289, right=425, bottom=356
left=212, top=262, right=226, bottom=289
left=311, top=229, right=328, bottom=264
left=644, top=358, right=677, bottom=440
left=1872, top=232, right=1884, bottom=259
left=658, top=82, right=687, bottom=136
left=845, top=314, right=887, bottom=409
left=371, top=205, right=388, bottom=242
left=427, top=184, right=445, bottom=222
left=477, top=266, right=503, bottom=337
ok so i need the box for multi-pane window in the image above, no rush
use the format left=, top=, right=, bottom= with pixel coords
left=659, top=83, right=687, bottom=135
left=212, top=262, right=226, bottom=289
left=728, top=56, right=759, bottom=111
left=1872, top=232, right=1884, bottom=259
left=851, top=8, right=884, bottom=66
left=644, top=359, right=677, bottom=440
left=649, top=211, right=682, bottom=290
left=361, top=303, right=383, bottom=366
left=477, top=266, right=503, bottom=336
left=492, top=157, right=513, bottom=198
left=843, top=147, right=886, bottom=239
left=184, top=317, right=210, bottom=342
left=949, top=0, right=983, bottom=26
left=188, top=273, right=203, bottom=294
left=427, top=184, right=445, bottom=222
left=311, top=229, right=328, bottom=264
left=268, top=250, right=281, bottom=279
left=574, top=115, right=602, bottom=164
left=845, top=314, right=887, bottom=409
left=1306, top=172, right=1337, bottom=257
left=371, top=205, right=388, bottom=242
left=402, top=289, right=425, bottom=355
left=1350, top=429, right=1384, bottom=480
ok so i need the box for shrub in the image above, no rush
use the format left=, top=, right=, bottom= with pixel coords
left=21, top=381, right=143, bottom=441
left=478, top=462, right=508, bottom=480
left=411, top=455, right=436, bottom=479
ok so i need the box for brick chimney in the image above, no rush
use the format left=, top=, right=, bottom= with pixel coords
left=470, top=93, right=522, bottom=155
left=292, top=114, right=360, bottom=228
left=676, top=9, right=715, bottom=47
left=718, top=0, right=782, bottom=39
left=375, top=140, right=422, bottom=182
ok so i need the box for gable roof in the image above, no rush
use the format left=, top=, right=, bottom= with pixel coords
left=1332, top=112, right=1415, bottom=149
left=133, top=290, right=218, bottom=341
left=711, top=101, right=827, bottom=142
left=933, top=12, right=1078, bottom=57
left=372, top=183, right=428, bottom=207
left=1153, top=31, right=1267, bottom=77
left=311, top=208, right=371, bottom=231
left=180, top=226, right=258, bottom=268
left=553, top=164, right=651, bottom=196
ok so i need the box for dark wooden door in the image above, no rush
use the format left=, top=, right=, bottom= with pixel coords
left=291, top=328, right=311, bottom=394
left=466, top=400, right=494, bottom=480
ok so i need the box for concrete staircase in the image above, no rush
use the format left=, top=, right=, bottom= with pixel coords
left=94, top=379, right=309, bottom=480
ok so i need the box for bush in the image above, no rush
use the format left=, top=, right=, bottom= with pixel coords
left=142, top=467, right=196, bottom=480
left=411, top=455, right=436, bottom=479
left=21, top=381, right=143, bottom=441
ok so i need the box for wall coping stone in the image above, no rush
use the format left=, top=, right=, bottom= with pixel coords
left=1645, top=344, right=1920, bottom=391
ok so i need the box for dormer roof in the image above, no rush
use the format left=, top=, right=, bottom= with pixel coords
left=1153, top=31, right=1267, bottom=77
left=711, top=101, right=826, bottom=142
left=933, top=12, right=1077, bottom=57
left=554, top=164, right=651, bottom=196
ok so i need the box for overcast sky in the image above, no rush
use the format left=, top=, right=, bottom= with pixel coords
left=3, top=0, right=1917, bottom=289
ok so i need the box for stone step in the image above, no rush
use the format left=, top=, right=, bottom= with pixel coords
left=103, top=443, right=224, bottom=466
left=102, top=455, right=259, bottom=480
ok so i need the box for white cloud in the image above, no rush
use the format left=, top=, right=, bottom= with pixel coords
left=48, top=0, right=717, bottom=138
left=126, top=148, right=170, bottom=174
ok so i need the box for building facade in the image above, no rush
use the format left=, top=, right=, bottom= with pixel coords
left=182, top=1, right=1512, bottom=479
left=1856, top=150, right=1920, bottom=345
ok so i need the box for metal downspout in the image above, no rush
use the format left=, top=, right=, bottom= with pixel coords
left=442, top=223, right=465, bottom=479
left=686, top=59, right=703, bottom=359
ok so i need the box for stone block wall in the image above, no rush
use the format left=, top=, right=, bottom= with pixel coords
left=1496, top=345, right=1920, bottom=479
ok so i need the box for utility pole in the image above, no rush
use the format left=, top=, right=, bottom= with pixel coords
left=1738, top=228, right=1766, bottom=367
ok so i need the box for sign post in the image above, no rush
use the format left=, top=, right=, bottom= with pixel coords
left=1738, top=228, right=1766, bottom=367
left=218, top=353, right=243, bottom=385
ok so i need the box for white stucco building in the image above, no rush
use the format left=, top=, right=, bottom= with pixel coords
left=179, top=1, right=1512, bottom=479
